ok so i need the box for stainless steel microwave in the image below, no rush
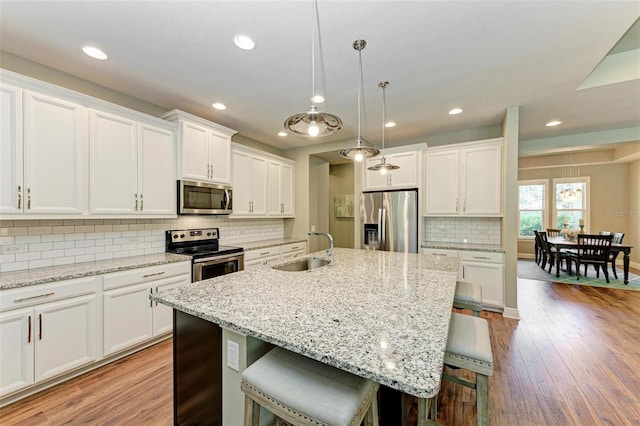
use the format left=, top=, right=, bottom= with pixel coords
left=178, top=180, right=232, bottom=215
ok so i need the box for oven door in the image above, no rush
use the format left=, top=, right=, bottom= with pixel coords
left=193, top=253, right=244, bottom=282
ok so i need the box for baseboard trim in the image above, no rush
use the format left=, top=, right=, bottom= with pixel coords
left=503, top=307, right=520, bottom=320
left=518, top=253, right=535, bottom=260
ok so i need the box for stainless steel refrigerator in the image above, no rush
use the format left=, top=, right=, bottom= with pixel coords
left=360, top=189, right=418, bottom=253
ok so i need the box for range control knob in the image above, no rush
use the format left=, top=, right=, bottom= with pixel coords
left=173, top=234, right=178, bottom=239
left=180, top=234, right=185, bottom=238
left=207, top=232, right=212, bottom=236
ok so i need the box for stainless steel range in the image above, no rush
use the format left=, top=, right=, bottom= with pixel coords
left=166, top=228, right=244, bottom=282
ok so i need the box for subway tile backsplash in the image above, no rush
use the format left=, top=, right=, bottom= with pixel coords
left=0, top=217, right=284, bottom=273
left=424, top=217, right=501, bottom=245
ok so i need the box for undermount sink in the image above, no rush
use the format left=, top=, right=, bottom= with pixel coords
left=271, top=257, right=330, bottom=272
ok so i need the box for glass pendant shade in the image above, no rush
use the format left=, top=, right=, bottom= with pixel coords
left=339, top=40, right=380, bottom=161
left=284, top=0, right=342, bottom=138
left=284, top=105, right=342, bottom=137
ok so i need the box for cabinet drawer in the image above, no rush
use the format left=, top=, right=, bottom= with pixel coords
left=279, top=242, right=306, bottom=255
left=458, top=251, right=503, bottom=264
left=421, top=248, right=459, bottom=258
left=103, top=261, right=191, bottom=290
left=244, top=247, right=280, bottom=262
left=0, top=276, right=99, bottom=312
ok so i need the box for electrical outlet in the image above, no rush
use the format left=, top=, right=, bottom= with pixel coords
left=1, top=244, right=27, bottom=254
left=227, top=340, right=240, bottom=371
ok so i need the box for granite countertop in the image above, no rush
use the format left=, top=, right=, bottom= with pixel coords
left=151, top=247, right=459, bottom=399
left=0, top=253, right=191, bottom=290
left=240, top=238, right=307, bottom=251
left=421, top=241, right=505, bottom=253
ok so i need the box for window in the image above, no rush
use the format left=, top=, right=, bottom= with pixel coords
left=518, top=180, right=547, bottom=238
left=553, top=177, right=589, bottom=230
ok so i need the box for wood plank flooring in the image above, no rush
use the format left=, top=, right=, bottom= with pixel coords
left=3, top=269, right=640, bottom=425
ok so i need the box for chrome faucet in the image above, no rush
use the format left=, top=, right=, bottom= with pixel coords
left=308, top=231, right=334, bottom=263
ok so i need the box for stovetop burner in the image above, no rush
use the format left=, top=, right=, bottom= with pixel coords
left=166, top=228, right=243, bottom=259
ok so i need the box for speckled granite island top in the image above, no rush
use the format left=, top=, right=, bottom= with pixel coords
left=0, top=253, right=191, bottom=290
left=151, top=247, right=459, bottom=399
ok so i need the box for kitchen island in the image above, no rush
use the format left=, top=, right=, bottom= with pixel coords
left=151, top=247, right=459, bottom=425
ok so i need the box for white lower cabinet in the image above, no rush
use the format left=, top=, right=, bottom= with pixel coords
left=102, top=262, right=190, bottom=357
left=244, top=242, right=307, bottom=269
left=421, top=248, right=504, bottom=310
left=0, top=277, right=98, bottom=398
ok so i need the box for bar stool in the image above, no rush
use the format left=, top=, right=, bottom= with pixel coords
left=241, top=347, right=380, bottom=426
left=453, top=281, right=483, bottom=316
left=442, top=312, right=494, bottom=426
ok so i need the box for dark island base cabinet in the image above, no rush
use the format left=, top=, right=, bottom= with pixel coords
left=173, top=310, right=222, bottom=426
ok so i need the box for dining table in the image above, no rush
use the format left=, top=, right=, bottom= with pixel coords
left=547, top=236, right=634, bottom=284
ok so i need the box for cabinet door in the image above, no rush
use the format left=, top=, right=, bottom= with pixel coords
left=0, top=84, right=23, bottom=214
left=267, top=161, right=282, bottom=215
left=180, top=121, right=210, bottom=181
left=34, top=295, right=97, bottom=382
left=231, top=150, right=252, bottom=215
left=209, top=131, right=231, bottom=184
left=24, top=92, right=85, bottom=215
left=89, top=110, right=138, bottom=214
left=459, top=261, right=504, bottom=309
left=103, top=284, right=153, bottom=356
left=461, top=144, right=502, bottom=216
left=363, top=157, right=389, bottom=190
left=249, top=156, right=268, bottom=216
left=424, top=150, right=459, bottom=215
left=139, top=124, right=175, bottom=216
left=388, top=151, right=419, bottom=188
left=0, top=307, right=34, bottom=397
left=151, top=274, right=189, bottom=336
left=281, top=163, right=294, bottom=216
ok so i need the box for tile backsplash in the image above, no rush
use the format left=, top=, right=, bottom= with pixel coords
left=424, top=217, right=501, bottom=245
left=0, top=217, right=284, bottom=273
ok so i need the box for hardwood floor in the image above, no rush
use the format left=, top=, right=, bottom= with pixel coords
left=3, top=270, right=640, bottom=425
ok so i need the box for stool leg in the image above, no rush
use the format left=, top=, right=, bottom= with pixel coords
left=476, top=373, right=489, bottom=426
left=401, top=393, right=409, bottom=426
left=417, top=398, right=428, bottom=426
left=244, top=395, right=260, bottom=426
left=364, top=395, right=379, bottom=426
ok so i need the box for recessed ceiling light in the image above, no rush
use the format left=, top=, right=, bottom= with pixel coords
left=278, top=131, right=287, bottom=137
left=212, top=103, right=227, bottom=110
left=82, top=46, right=108, bottom=60
left=385, top=121, right=396, bottom=128
left=233, top=34, right=255, bottom=50
left=311, top=95, right=325, bottom=103
left=449, top=108, right=463, bottom=115
left=546, top=120, right=562, bottom=127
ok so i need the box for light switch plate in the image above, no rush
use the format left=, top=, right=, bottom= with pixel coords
left=227, top=340, right=240, bottom=371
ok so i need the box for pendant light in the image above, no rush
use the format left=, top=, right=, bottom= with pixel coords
left=339, top=40, right=380, bottom=161
left=284, top=0, right=342, bottom=137
left=368, top=81, right=399, bottom=175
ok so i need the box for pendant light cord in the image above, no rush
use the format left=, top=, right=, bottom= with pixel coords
left=357, top=47, right=363, bottom=145
left=380, top=82, right=387, bottom=150
left=311, top=0, right=316, bottom=103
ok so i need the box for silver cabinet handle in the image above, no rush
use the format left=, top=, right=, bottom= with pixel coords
left=463, top=198, right=466, bottom=212
left=13, top=292, right=55, bottom=302
left=150, top=288, right=153, bottom=308
left=260, top=251, right=271, bottom=256
left=27, top=316, right=32, bottom=343
left=17, top=185, right=22, bottom=209
left=142, top=271, right=165, bottom=278
left=27, top=186, right=31, bottom=209
left=135, top=193, right=138, bottom=211
left=140, top=194, right=144, bottom=211
left=473, top=256, right=491, bottom=260
left=38, top=313, right=42, bottom=340
left=456, top=198, right=459, bottom=212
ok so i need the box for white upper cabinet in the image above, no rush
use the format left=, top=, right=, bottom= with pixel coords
left=231, top=143, right=295, bottom=218
left=89, top=110, right=176, bottom=217
left=425, top=138, right=503, bottom=216
left=363, top=150, right=420, bottom=191
left=0, top=87, right=87, bottom=217
left=163, top=109, right=237, bottom=184
left=268, top=160, right=295, bottom=217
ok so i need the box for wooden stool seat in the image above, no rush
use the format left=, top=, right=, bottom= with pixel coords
left=442, top=312, right=494, bottom=426
left=453, top=281, right=483, bottom=316
left=241, top=347, right=379, bottom=426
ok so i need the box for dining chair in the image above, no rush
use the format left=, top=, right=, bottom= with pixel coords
left=599, top=231, right=611, bottom=235
left=539, top=231, right=569, bottom=273
left=607, top=233, right=625, bottom=279
left=533, top=230, right=543, bottom=265
left=565, top=234, right=613, bottom=283
left=546, top=228, right=561, bottom=237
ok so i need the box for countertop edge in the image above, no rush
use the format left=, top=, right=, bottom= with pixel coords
left=240, top=238, right=307, bottom=251
left=421, top=242, right=505, bottom=253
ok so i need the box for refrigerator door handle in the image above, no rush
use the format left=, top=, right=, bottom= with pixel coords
left=378, top=208, right=386, bottom=250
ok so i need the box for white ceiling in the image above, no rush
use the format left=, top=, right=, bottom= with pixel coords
left=1, top=1, right=639, bottom=153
